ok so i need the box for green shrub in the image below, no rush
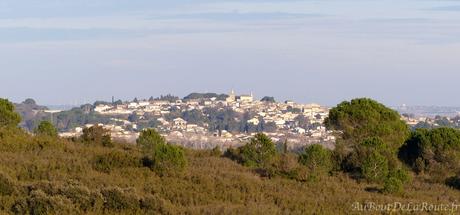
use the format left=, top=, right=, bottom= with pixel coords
left=382, top=177, right=403, bottom=194
left=343, top=137, right=395, bottom=183
left=388, top=168, right=412, bottom=184
left=137, top=129, right=166, bottom=154
left=25, top=190, right=76, bottom=215
left=0, top=98, right=21, bottom=128
left=143, top=143, right=187, bottom=176
left=239, top=133, right=277, bottom=168
left=34, top=121, right=58, bottom=137
left=58, top=185, right=100, bottom=212
left=361, top=151, right=389, bottom=183
left=268, top=153, right=303, bottom=180
left=93, top=150, right=141, bottom=173
left=299, top=144, right=333, bottom=176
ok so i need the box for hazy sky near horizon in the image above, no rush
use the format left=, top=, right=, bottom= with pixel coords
left=1, top=0, right=460, bottom=106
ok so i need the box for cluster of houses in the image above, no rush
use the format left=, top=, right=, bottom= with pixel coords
left=61, top=91, right=336, bottom=149
left=401, top=114, right=460, bottom=128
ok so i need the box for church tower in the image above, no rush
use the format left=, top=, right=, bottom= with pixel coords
left=226, top=89, right=236, bottom=103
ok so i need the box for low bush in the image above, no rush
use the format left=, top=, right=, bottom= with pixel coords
left=140, top=194, right=177, bottom=214
left=81, top=125, right=113, bottom=147
left=93, top=150, right=141, bottom=173
left=382, top=177, right=403, bottom=194
left=101, top=187, right=140, bottom=212
left=58, top=184, right=98, bottom=212
left=20, top=190, right=76, bottom=215
left=34, top=121, right=58, bottom=138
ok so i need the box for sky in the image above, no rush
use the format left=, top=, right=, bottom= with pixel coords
left=1, top=0, right=460, bottom=106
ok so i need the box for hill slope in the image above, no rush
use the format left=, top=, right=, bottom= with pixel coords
left=0, top=128, right=459, bottom=214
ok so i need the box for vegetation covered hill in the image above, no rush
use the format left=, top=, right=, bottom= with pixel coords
left=1, top=128, right=460, bottom=214
left=1, top=97, right=460, bottom=214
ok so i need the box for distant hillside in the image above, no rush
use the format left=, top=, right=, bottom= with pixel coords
left=14, top=99, right=50, bottom=131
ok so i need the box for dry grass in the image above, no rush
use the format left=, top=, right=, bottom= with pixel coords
left=0, top=128, right=459, bottom=214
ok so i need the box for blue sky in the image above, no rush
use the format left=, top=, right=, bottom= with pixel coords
left=1, top=0, right=460, bottom=106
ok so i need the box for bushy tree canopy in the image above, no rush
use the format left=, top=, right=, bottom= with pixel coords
left=349, top=137, right=392, bottom=183
left=0, top=98, right=21, bottom=128
left=399, top=127, right=460, bottom=182
left=81, top=125, right=113, bottom=147
left=137, top=129, right=166, bottom=154
left=34, top=121, right=58, bottom=137
left=325, top=98, right=409, bottom=150
left=239, top=133, right=277, bottom=168
left=137, top=129, right=186, bottom=176
left=143, top=143, right=187, bottom=176
left=260, top=96, right=276, bottom=103
left=299, top=144, right=333, bottom=175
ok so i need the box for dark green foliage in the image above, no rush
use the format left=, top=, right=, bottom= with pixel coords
left=299, top=144, right=333, bottom=175
left=388, top=168, right=412, bottom=184
left=223, top=147, right=242, bottom=163
left=382, top=176, right=403, bottom=194
left=137, top=129, right=187, bottom=176
left=0, top=98, right=21, bottom=128
left=53, top=106, right=112, bottom=131
left=325, top=98, right=409, bottom=150
left=446, top=176, right=460, bottom=190
left=260, top=96, right=276, bottom=103
left=183, top=93, right=228, bottom=101
left=361, top=151, right=389, bottom=183
left=34, top=121, right=58, bottom=137
left=325, top=98, right=410, bottom=189
left=382, top=168, right=412, bottom=194
left=143, top=143, right=187, bottom=176
left=286, top=106, right=302, bottom=113
left=137, top=129, right=166, bottom=154
left=154, top=94, right=179, bottom=102
left=399, top=127, right=460, bottom=182
left=239, top=133, right=277, bottom=168
left=344, top=137, right=405, bottom=184
left=81, top=125, right=113, bottom=147
left=204, top=108, right=241, bottom=133
left=181, top=109, right=207, bottom=126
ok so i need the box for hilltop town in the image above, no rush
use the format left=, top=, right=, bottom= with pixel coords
left=58, top=91, right=334, bottom=151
